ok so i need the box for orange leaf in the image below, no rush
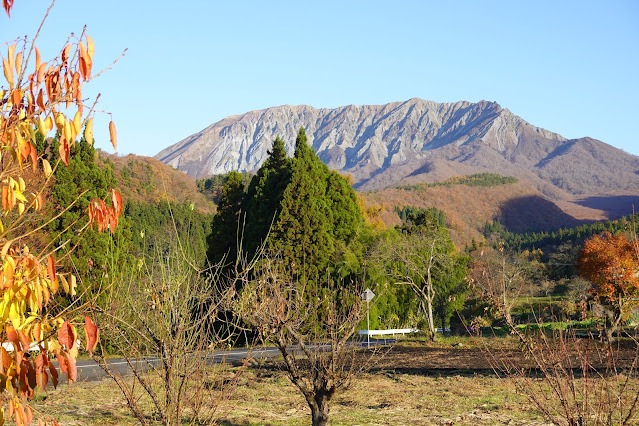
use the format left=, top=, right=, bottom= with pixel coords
left=36, top=89, right=45, bottom=111
left=14, top=51, right=22, bottom=77
left=16, top=330, right=30, bottom=352
left=6, top=326, right=18, bottom=346
left=37, top=62, right=46, bottom=85
left=109, top=121, right=117, bottom=150
left=58, top=136, right=70, bottom=166
left=47, top=255, right=57, bottom=286
left=111, top=189, right=123, bottom=216
left=84, top=316, right=99, bottom=356
left=35, top=46, right=41, bottom=72
left=57, top=321, right=75, bottom=350
left=57, top=352, right=76, bottom=382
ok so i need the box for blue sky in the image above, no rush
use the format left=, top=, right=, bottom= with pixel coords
left=3, top=1, right=638, bottom=157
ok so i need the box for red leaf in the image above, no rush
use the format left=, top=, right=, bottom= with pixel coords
left=84, top=316, right=99, bottom=356
left=57, top=321, right=75, bottom=350
left=47, top=255, right=57, bottom=286
left=3, top=0, right=15, bottom=17
left=49, top=362, right=59, bottom=389
left=58, top=352, right=77, bottom=382
left=56, top=352, right=67, bottom=376
left=58, top=136, right=70, bottom=166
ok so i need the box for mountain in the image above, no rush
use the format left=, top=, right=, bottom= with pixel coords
left=156, top=98, right=639, bottom=198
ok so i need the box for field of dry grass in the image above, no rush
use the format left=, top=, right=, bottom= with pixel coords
left=24, top=335, right=639, bottom=425
left=27, top=338, right=555, bottom=425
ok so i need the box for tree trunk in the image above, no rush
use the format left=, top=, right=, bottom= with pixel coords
left=426, top=295, right=436, bottom=342
left=307, top=393, right=330, bottom=426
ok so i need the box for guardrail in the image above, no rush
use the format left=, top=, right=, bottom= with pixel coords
left=358, top=328, right=450, bottom=336
left=358, top=328, right=419, bottom=336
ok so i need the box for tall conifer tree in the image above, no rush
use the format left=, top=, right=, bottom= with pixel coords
left=270, top=128, right=334, bottom=285
left=244, top=136, right=292, bottom=257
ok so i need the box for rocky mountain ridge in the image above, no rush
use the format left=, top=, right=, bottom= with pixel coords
left=155, top=98, right=639, bottom=203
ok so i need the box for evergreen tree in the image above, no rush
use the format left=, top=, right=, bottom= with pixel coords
left=44, top=133, right=127, bottom=285
left=244, top=136, right=292, bottom=257
left=270, top=128, right=334, bottom=285
left=207, top=171, right=246, bottom=267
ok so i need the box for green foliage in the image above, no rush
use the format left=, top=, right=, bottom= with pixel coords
left=42, top=132, right=128, bottom=286
left=243, top=136, right=292, bottom=257
left=370, top=211, right=469, bottom=330
left=270, top=128, right=335, bottom=285
left=399, top=173, right=518, bottom=190
left=396, top=206, right=446, bottom=228
left=484, top=214, right=638, bottom=253
left=125, top=200, right=212, bottom=266
left=207, top=171, right=246, bottom=267
left=196, top=171, right=253, bottom=204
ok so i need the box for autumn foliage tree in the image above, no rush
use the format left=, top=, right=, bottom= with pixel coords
left=0, top=2, right=122, bottom=424
left=578, top=231, right=639, bottom=341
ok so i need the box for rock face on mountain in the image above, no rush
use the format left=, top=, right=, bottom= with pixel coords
left=155, top=99, right=639, bottom=199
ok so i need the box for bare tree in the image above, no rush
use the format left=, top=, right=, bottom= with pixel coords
left=371, top=222, right=459, bottom=341
left=232, top=257, right=375, bottom=426
left=469, top=244, right=531, bottom=328
left=472, top=245, right=639, bottom=425
left=91, top=229, right=246, bottom=425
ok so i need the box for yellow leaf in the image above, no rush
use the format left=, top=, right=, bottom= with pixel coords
left=17, top=177, right=25, bottom=192
left=42, top=158, right=52, bottom=178
left=17, top=202, right=24, bottom=215
left=7, top=44, right=15, bottom=70
left=60, top=274, right=69, bottom=295
left=86, top=35, right=95, bottom=59
left=55, top=113, right=65, bottom=131
left=45, top=116, right=53, bottom=133
left=13, top=189, right=27, bottom=203
left=63, top=118, right=72, bottom=142
left=2, top=57, right=13, bottom=89
left=84, top=117, right=94, bottom=145
left=70, top=274, right=77, bottom=297
left=14, top=51, right=21, bottom=77
left=9, top=303, right=21, bottom=329
left=37, top=116, right=47, bottom=136
left=73, top=110, right=82, bottom=136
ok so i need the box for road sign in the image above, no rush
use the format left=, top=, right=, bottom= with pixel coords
left=361, top=288, right=375, bottom=302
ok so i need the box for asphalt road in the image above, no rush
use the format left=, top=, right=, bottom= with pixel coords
left=65, top=339, right=395, bottom=384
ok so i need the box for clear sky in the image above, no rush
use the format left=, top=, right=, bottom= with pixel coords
left=3, top=1, right=639, bottom=158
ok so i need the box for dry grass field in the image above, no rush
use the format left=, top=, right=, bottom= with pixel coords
left=25, top=337, right=639, bottom=425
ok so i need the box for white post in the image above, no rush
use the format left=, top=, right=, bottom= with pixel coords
left=367, top=298, right=370, bottom=349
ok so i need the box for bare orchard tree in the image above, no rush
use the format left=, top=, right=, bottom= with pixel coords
left=468, top=244, right=532, bottom=328
left=90, top=231, right=247, bottom=425
left=232, top=257, right=375, bottom=426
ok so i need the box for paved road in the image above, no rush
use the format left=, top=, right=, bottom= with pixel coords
left=66, top=339, right=395, bottom=384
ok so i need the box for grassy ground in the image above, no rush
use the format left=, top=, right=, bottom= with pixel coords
left=29, top=367, right=544, bottom=425
left=24, top=336, right=639, bottom=425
